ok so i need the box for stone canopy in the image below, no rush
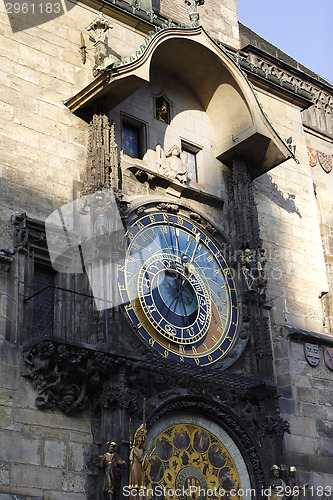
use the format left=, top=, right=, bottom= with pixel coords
left=65, top=26, right=294, bottom=179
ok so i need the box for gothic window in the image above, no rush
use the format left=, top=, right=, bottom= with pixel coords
left=122, top=115, right=146, bottom=159
left=32, top=264, right=55, bottom=338
left=181, top=141, right=200, bottom=183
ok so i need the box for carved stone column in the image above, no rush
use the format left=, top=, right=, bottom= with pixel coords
left=229, top=158, right=262, bottom=250
left=83, top=114, right=120, bottom=195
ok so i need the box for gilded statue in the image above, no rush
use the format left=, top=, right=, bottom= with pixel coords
left=269, top=465, right=286, bottom=500
left=129, top=420, right=155, bottom=500
left=100, top=441, right=126, bottom=500
left=286, top=466, right=309, bottom=500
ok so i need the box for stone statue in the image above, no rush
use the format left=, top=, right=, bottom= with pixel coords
left=129, top=423, right=155, bottom=500
left=100, top=441, right=126, bottom=500
left=256, top=247, right=267, bottom=295
left=158, top=145, right=187, bottom=184
left=286, top=466, right=309, bottom=500
left=86, top=14, right=112, bottom=76
left=129, top=425, right=149, bottom=494
left=269, top=465, right=286, bottom=500
left=240, top=248, right=267, bottom=293
left=240, top=249, right=257, bottom=291
left=156, top=100, right=168, bottom=122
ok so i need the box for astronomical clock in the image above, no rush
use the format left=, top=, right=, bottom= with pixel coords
left=145, top=423, right=243, bottom=500
left=118, top=206, right=243, bottom=368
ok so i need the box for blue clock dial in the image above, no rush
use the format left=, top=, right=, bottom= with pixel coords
left=118, top=212, right=240, bottom=367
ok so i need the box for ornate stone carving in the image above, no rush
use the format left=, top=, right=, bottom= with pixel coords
left=157, top=145, right=187, bottom=184
left=22, top=341, right=116, bottom=413
left=12, top=213, right=46, bottom=250
left=240, top=247, right=267, bottom=295
left=242, top=52, right=333, bottom=136
left=87, top=14, right=112, bottom=76
left=83, top=114, right=119, bottom=196
left=255, top=317, right=273, bottom=359
left=129, top=0, right=153, bottom=16
left=156, top=202, right=179, bottom=213
left=0, top=248, right=16, bottom=271
left=228, top=159, right=262, bottom=251
left=185, top=0, right=205, bottom=27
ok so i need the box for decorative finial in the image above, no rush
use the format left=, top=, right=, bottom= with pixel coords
left=185, top=0, right=204, bottom=27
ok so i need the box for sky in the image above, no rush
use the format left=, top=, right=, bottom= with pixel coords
left=237, top=0, right=333, bottom=85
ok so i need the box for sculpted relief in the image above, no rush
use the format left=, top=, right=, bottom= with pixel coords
left=157, top=145, right=188, bottom=184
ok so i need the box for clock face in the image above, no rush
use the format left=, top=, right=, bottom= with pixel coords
left=118, top=211, right=240, bottom=366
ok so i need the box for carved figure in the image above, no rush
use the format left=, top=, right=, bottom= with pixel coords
left=240, top=248, right=267, bottom=293
left=286, top=466, right=308, bottom=500
left=158, top=145, right=187, bottom=183
left=100, top=441, right=126, bottom=500
left=129, top=424, right=150, bottom=498
left=156, top=100, right=168, bottom=122
left=240, top=249, right=257, bottom=291
left=256, top=247, right=267, bottom=294
left=269, top=465, right=286, bottom=500
left=86, top=14, right=112, bottom=75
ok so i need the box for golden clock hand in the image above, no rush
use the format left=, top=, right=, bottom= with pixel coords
left=189, top=233, right=200, bottom=264
left=167, top=220, right=177, bottom=257
left=172, top=222, right=181, bottom=257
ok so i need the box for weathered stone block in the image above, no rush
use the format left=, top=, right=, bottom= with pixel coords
left=0, top=462, right=10, bottom=486
left=14, top=408, right=91, bottom=432
left=67, top=443, right=84, bottom=472
left=0, top=406, right=12, bottom=428
left=288, top=416, right=318, bottom=438
left=44, top=493, right=87, bottom=500
left=62, top=472, right=86, bottom=493
left=44, top=440, right=66, bottom=468
left=284, top=434, right=316, bottom=455
left=0, top=365, right=17, bottom=389
left=0, top=431, right=41, bottom=464
left=11, top=463, right=62, bottom=489
left=316, top=419, right=333, bottom=438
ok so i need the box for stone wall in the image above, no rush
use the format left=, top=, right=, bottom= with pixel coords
left=273, top=330, right=333, bottom=496
left=253, top=83, right=333, bottom=493
left=0, top=342, right=99, bottom=499
left=0, top=0, right=145, bottom=242
left=0, top=3, right=145, bottom=497
left=254, top=90, right=329, bottom=333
